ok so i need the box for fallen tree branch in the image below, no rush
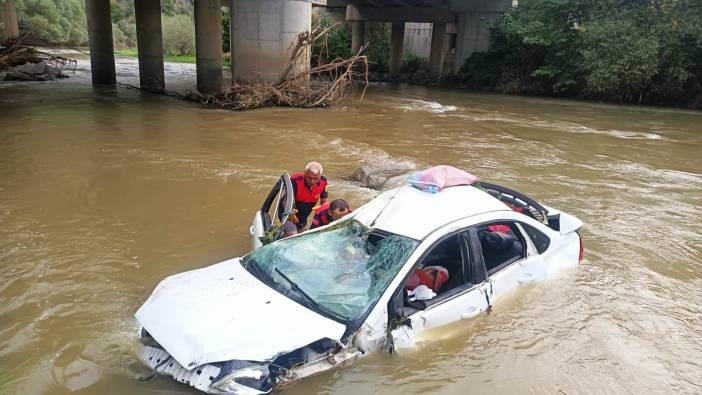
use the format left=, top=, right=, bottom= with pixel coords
left=183, top=26, right=369, bottom=111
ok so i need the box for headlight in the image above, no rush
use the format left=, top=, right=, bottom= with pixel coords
left=212, top=364, right=272, bottom=394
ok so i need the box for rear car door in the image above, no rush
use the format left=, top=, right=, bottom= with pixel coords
left=250, top=174, right=294, bottom=250
left=471, top=220, right=543, bottom=306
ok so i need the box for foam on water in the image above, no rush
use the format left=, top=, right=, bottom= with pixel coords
left=397, top=99, right=458, bottom=113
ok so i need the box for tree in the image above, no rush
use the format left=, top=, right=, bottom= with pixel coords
left=15, top=0, right=88, bottom=45
left=162, top=13, right=194, bottom=55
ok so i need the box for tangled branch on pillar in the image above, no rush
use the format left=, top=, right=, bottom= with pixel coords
left=183, top=26, right=369, bottom=111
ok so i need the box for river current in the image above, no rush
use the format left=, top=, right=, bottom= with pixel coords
left=1, top=57, right=701, bottom=394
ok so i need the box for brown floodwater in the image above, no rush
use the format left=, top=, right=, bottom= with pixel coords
left=1, top=57, right=701, bottom=395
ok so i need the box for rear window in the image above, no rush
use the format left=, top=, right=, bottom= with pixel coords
left=520, top=223, right=550, bottom=254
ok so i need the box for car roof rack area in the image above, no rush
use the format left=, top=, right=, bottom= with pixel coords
left=474, top=182, right=549, bottom=224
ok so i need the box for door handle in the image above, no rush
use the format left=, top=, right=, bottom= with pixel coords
left=461, top=306, right=480, bottom=320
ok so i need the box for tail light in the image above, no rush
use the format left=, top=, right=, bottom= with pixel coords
left=578, top=232, right=584, bottom=263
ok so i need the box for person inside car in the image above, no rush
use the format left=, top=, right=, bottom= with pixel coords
left=310, top=199, right=351, bottom=230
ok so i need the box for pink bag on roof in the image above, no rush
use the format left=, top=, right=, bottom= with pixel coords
left=407, top=165, right=479, bottom=192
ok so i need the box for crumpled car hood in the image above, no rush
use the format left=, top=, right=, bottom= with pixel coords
left=135, top=258, right=346, bottom=369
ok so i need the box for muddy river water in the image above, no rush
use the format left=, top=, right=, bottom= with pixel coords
left=1, top=58, right=701, bottom=395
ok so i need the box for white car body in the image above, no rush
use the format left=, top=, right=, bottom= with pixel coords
left=135, top=173, right=583, bottom=394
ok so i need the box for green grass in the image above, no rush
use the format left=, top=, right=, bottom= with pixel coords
left=115, top=48, right=196, bottom=64
left=114, top=48, right=231, bottom=67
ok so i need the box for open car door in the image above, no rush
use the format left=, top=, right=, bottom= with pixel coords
left=250, top=173, right=294, bottom=250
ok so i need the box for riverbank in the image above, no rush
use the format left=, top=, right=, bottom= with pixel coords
left=113, top=48, right=232, bottom=68
left=114, top=48, right=195, bottom=64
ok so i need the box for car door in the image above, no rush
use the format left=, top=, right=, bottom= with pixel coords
left=389, top=231, right=490, bottom=349
left=249, top=173, right=294, bottom=250
left=471, top=221, right=544, bottom=306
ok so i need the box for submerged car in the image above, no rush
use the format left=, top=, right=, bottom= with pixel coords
left=135, top=171, right=584, bottom=394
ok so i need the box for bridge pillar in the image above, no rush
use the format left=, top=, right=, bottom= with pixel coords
left=232, top=0, right=312, bottom=83
left=1, top=0, right=19, bottom=41
left=389, top=21, right=404, bottom=79
left=450, top=0, right=512, bottom=72
left=195, top=0, right=223, bottom=94
left=85, top=0, right=116, bottom=85
left=428, top=22, right=446, bottom=78
left=351, top=21, right=365, bottom=54
left=135, top=0, right=165, bottom=92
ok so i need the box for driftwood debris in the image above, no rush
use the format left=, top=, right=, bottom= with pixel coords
left=184, top=26, right=369, bottom=111
left=0, top=38, right=76, bottom=81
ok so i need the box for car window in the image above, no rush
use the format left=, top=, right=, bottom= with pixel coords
left=477, top=222, right=526, bottom=274
left=519, top=222, right=550, bottom=254
left=400, top=235, right=464, bottom=297
left=242, top=220, right=418, bottom=322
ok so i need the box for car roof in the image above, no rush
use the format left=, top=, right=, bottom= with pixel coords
left=353, top=184, right=510, bottom=240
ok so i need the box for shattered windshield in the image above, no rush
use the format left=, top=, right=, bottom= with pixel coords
left=242, top=220, right=418, bottom=322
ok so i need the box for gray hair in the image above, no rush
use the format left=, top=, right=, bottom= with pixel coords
left=305, top=161, right=323, bottom=175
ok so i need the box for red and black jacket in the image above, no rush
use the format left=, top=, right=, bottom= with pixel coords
left=291, top=172, right=328, bottom=228
left=310, top=202, right=332, bottom=229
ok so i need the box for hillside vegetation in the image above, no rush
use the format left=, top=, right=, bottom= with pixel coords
left=13, top=0, right=193, bottom=49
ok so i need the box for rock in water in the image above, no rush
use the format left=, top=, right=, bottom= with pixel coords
left=53, top=358, right=102, bottom=391
left=352, top=161, right=416, bottom=191
left=1, top=61, right=65, bottom=81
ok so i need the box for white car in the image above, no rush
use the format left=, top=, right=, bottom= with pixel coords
left=135, top=172, right=584, bottom=394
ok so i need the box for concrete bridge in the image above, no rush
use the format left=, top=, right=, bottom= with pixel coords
left=1, top=0, right=511, bottom=93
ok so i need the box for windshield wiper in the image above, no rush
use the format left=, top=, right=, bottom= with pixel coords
left=274, top=268, right=320, bottom=310
left=273, top=268, right=346, bottom=322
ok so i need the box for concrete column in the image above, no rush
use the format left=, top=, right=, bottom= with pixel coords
left=389, top=21, right=404, bottom=79
left=85, top=0, right=116, bottom=85
left=428, top=22, right=446, bottom=78
left=351, top=21, right=365, bottom=54
left=232, top=0, right=312, bottom=83
left=135, top=0, right=165, bottom=92
left=448, top=0, right=511, bottom=72
left=1, top=0, right=19, bottom=41
left=195, top=0, right=223, bottom=94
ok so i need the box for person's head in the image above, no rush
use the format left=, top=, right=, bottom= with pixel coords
left=329, top=199, right=351, bottom=220
left=304, top=161, right=323, bottom=188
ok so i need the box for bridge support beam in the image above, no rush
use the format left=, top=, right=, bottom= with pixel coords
left=85, top=0, right=116, bottom=85
left=195, top=0, right=223, bottom=93
left=389, top=21, right=404, bottom=79
left=232, top=0, right=311, bottom=83
left=1, top=0, right=19, bottom=41
left=429, top=22, right=446, bottom=78
left=351, top=21, right=365, bottom=54
left=135, top=0, right=165, bottom=92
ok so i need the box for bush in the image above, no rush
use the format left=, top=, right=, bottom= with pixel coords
left=365, top=22, right=390, bottom=73
left=222, top=7, right=230, bottom=53
left=398, top=54, right=430, bottom=83
left=311, top=9, right=351, bottom=66
left=162, top=13, right=195, bottom=56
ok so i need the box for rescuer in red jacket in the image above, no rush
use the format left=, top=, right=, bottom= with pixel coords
left=284, top=162, right=328, bottom=236
left=310, top=199, right=351, bottom=230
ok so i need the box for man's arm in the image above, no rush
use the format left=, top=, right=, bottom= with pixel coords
left=320, top=185, right=328, bottom=205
